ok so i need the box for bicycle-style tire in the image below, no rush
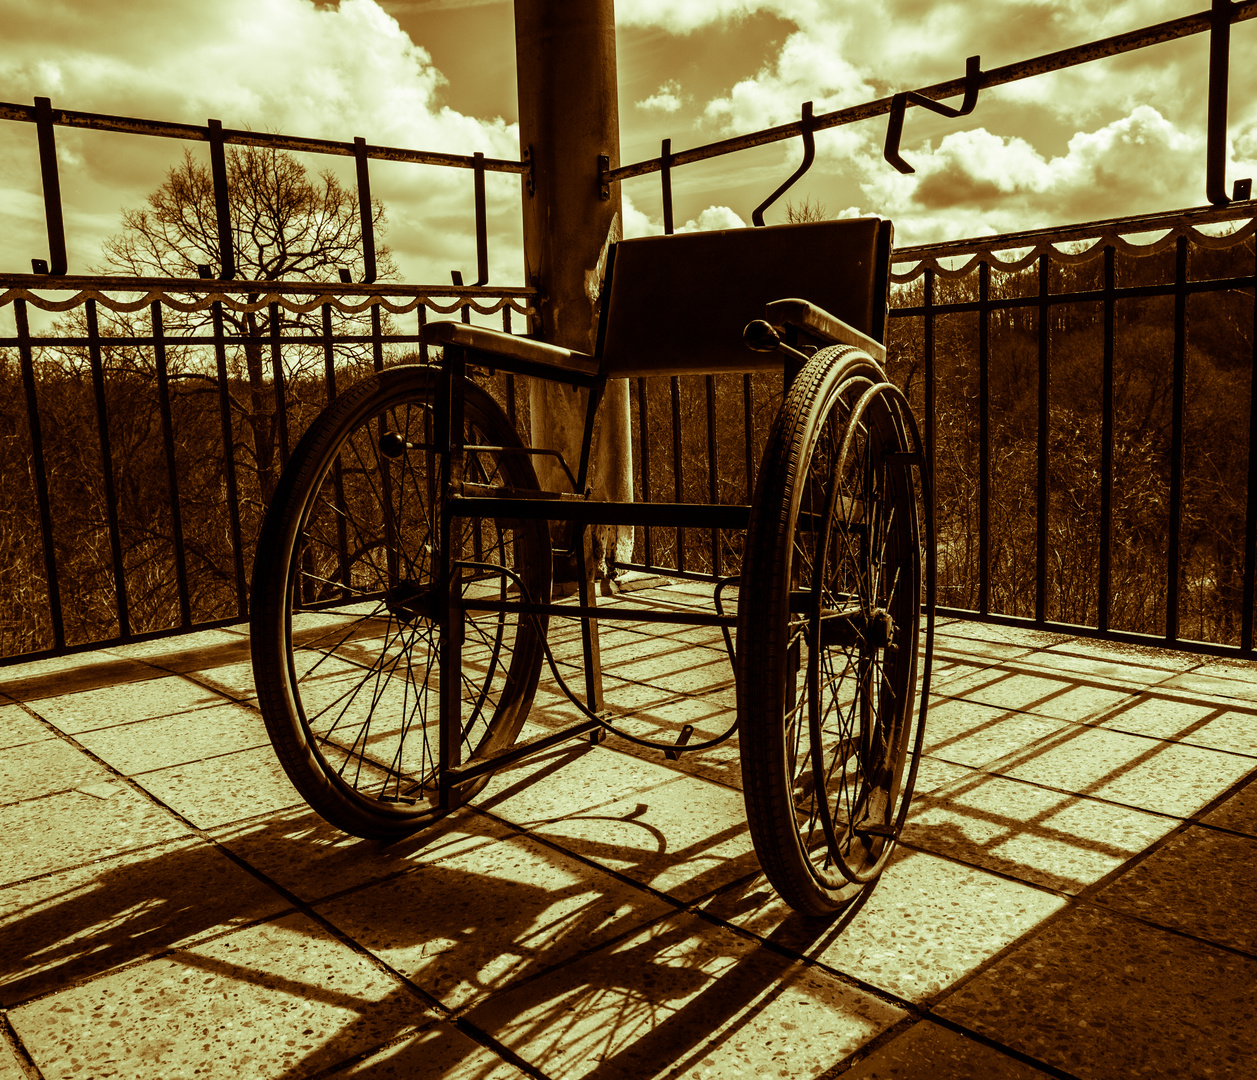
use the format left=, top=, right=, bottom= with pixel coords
left=738, top=346, right=924, bottom=916
left=251, top=364, right=551, bottom=839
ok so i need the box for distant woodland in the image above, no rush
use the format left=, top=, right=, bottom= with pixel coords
left=1, top=147, right=1254, bottom=655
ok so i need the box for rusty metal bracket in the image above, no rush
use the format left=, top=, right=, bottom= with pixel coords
left=752, top=101, right=815, bottom=227
left=1206, top=0, right=1252, bottom=205
left=206, top=119, right=236, bottom=279
left=598, top=153, right=612, bottom=201
left=340, top=137, right=378, bottom=284
left=883, top=55, right=982, bottom=175
left=32, top=97, right=67, bottom=275
left=522, top=145, right=535, bottom=197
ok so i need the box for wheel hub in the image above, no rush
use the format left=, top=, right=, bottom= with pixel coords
left=385, top=580, right=437, bottom=624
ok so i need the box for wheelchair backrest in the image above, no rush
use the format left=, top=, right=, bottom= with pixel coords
left=595, top=217, right=892, bottom=378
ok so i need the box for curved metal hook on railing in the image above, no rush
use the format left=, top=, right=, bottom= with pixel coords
left=447, top=152, right=490, bottom=288
left=31, top=98, right=67, bottom=276
left=751, top=101, right=816, bottom=227
left=1206, top=0, right=1252, bottom=206
left=339, top=137, right=378, bottom=285
left=883, top=55, right=982, bottom=175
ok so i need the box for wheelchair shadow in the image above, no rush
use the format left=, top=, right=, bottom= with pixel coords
left=1, top=792, right=885, bottom=1080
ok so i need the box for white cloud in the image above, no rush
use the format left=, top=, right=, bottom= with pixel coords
left=0, top=0, right=520, bottom=280
left=859, top=106, right=1246, bottom=243
left=678, top=205, right=748, bottom=231
left=616, top=0, right=825, bottom=33
left=637, top=81, right=684, bottom=113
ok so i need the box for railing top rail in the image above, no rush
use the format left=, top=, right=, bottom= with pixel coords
left=608, top=1, right=1257, bottom=184
left=0, top=273, right=535, bottom=297
left=0, top=101, right=528, bottom=175
left=891, top=200, right=1257, bottom=263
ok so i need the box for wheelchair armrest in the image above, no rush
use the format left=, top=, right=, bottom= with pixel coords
left=425, top=321, right=601, bottom=385
left=765, top=299, right=887, bottom=364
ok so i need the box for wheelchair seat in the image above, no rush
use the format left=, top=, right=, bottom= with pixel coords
left=424, top=216, right=893, bottom=379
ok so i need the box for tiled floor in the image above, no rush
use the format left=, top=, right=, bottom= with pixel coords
left=2, top=581, right=1256, bottom=1079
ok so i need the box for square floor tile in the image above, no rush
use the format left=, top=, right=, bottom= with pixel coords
left=102, top=627, right=250, bottom=673
left=922, top=698, right=1070, bottom=769
left=0, top=705, right=53, bottom=750
left=0, top=836, right=288, bottom=1007
left=9, top=912, right=428, bottom=1080
left=940, top=667, right=1135, bottom=722
left=1042, top=638, right=1200, bottom=672
left=0, top=738, right=113, bottom=806
left=317, top=831, right=673, bottom=1010
left=1094, top=826, right=1257, bottom=954
left=1202, top=776, right=1257, bottom=836
left=324, top=1023, right=528, bottom=1078
left=0, top=655, right=158, bottom=706
left=705, top=849, right=1065, bottom=1003
left=75, top=703, right=270, bottom=775
left=480, top=742, right=691, bottom=825
left=0, top=787, right=187, bottom=887
left=844, top=1022, right=1055, bottom=1079
left=998, top=726, right=1256, bottom=817
left=133, top=745, right=303, bottom=829
left=211, top=804, right=510, bottom=903
left=466, top=912, right=905, bottom=1080
left=936, top=905, right=1257, bottom=1080
left=515, top=775, right=757, bottom=903
left=1095, top=694, right=1257, bottom=757
left=904, top=771, right=1178, bottom=892
left=0, top=1037, right=24, bottom=1080
left=29, top=674, right=229, bottom=735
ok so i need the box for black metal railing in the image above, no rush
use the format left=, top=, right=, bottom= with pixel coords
left=5, top=1, right=1257, bottom=663
left=888, top=203, right=1257, bottom=654
left=0, top=279, right=532, bottom=661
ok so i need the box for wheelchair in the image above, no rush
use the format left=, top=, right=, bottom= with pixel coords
left=249, top=217, right=935, bottom=917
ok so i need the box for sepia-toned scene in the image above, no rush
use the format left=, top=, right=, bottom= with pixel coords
left=1, top=2, right=1256, bottom=1077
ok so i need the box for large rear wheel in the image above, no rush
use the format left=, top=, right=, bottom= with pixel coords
left=250, top=365, right=551, bottom=839
left=738, top=346, right=926, bottom=916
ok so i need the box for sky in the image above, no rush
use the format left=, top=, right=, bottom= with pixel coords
left=1, top=0, right=1255, bottom=285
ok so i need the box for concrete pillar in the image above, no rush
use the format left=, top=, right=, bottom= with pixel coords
left=514, top=0, right=634, bottom=575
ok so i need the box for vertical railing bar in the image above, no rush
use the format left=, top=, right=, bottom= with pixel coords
left=322, top=301, right=338, bottom=402
left=978, top=260, right=990, bottom=615
left=323, top=301, right=350, bottom=594
left=661, top=139, right=674, bottom=236
left=418, top=304, right=430, bottom=364
left=32, top=97, right=68, bottom=276
left=86, top=301, right=131, bottom=638
left=212, top=301, right=248, bottom=616
left=15, top=299, right=65, bottom=649
left=1098, top=246, right=1115, bottom=633
left=472, top=152, right=489, bottom=286
left=1166, top=235, right=1188, bottom=643
left=152, top=302, right=191, bottom=629
left=706, top=373, right=720, bottom=576
left=269, top=301, right=290, bottom=467
left=637, top=377, right=654, bottom=566
left=353, top=137, right=377, bottom=284
left=924, top=270, right=936, bottom=609
left=742, top=373, right=754, bottom=503
left=501, top=306, right=518, bottom=428
left=1241, top=238, right=1257, bottom=652
left=1035, top=253, right=1050, bottom=624
left=671, top=375, right=685, bottom=572
left=206, top=119, right=236, bottom=280
left=371, top=301, right=384, bottom=373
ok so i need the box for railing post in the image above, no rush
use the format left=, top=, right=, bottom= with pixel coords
left=514, top=0, right=633, bottom=573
